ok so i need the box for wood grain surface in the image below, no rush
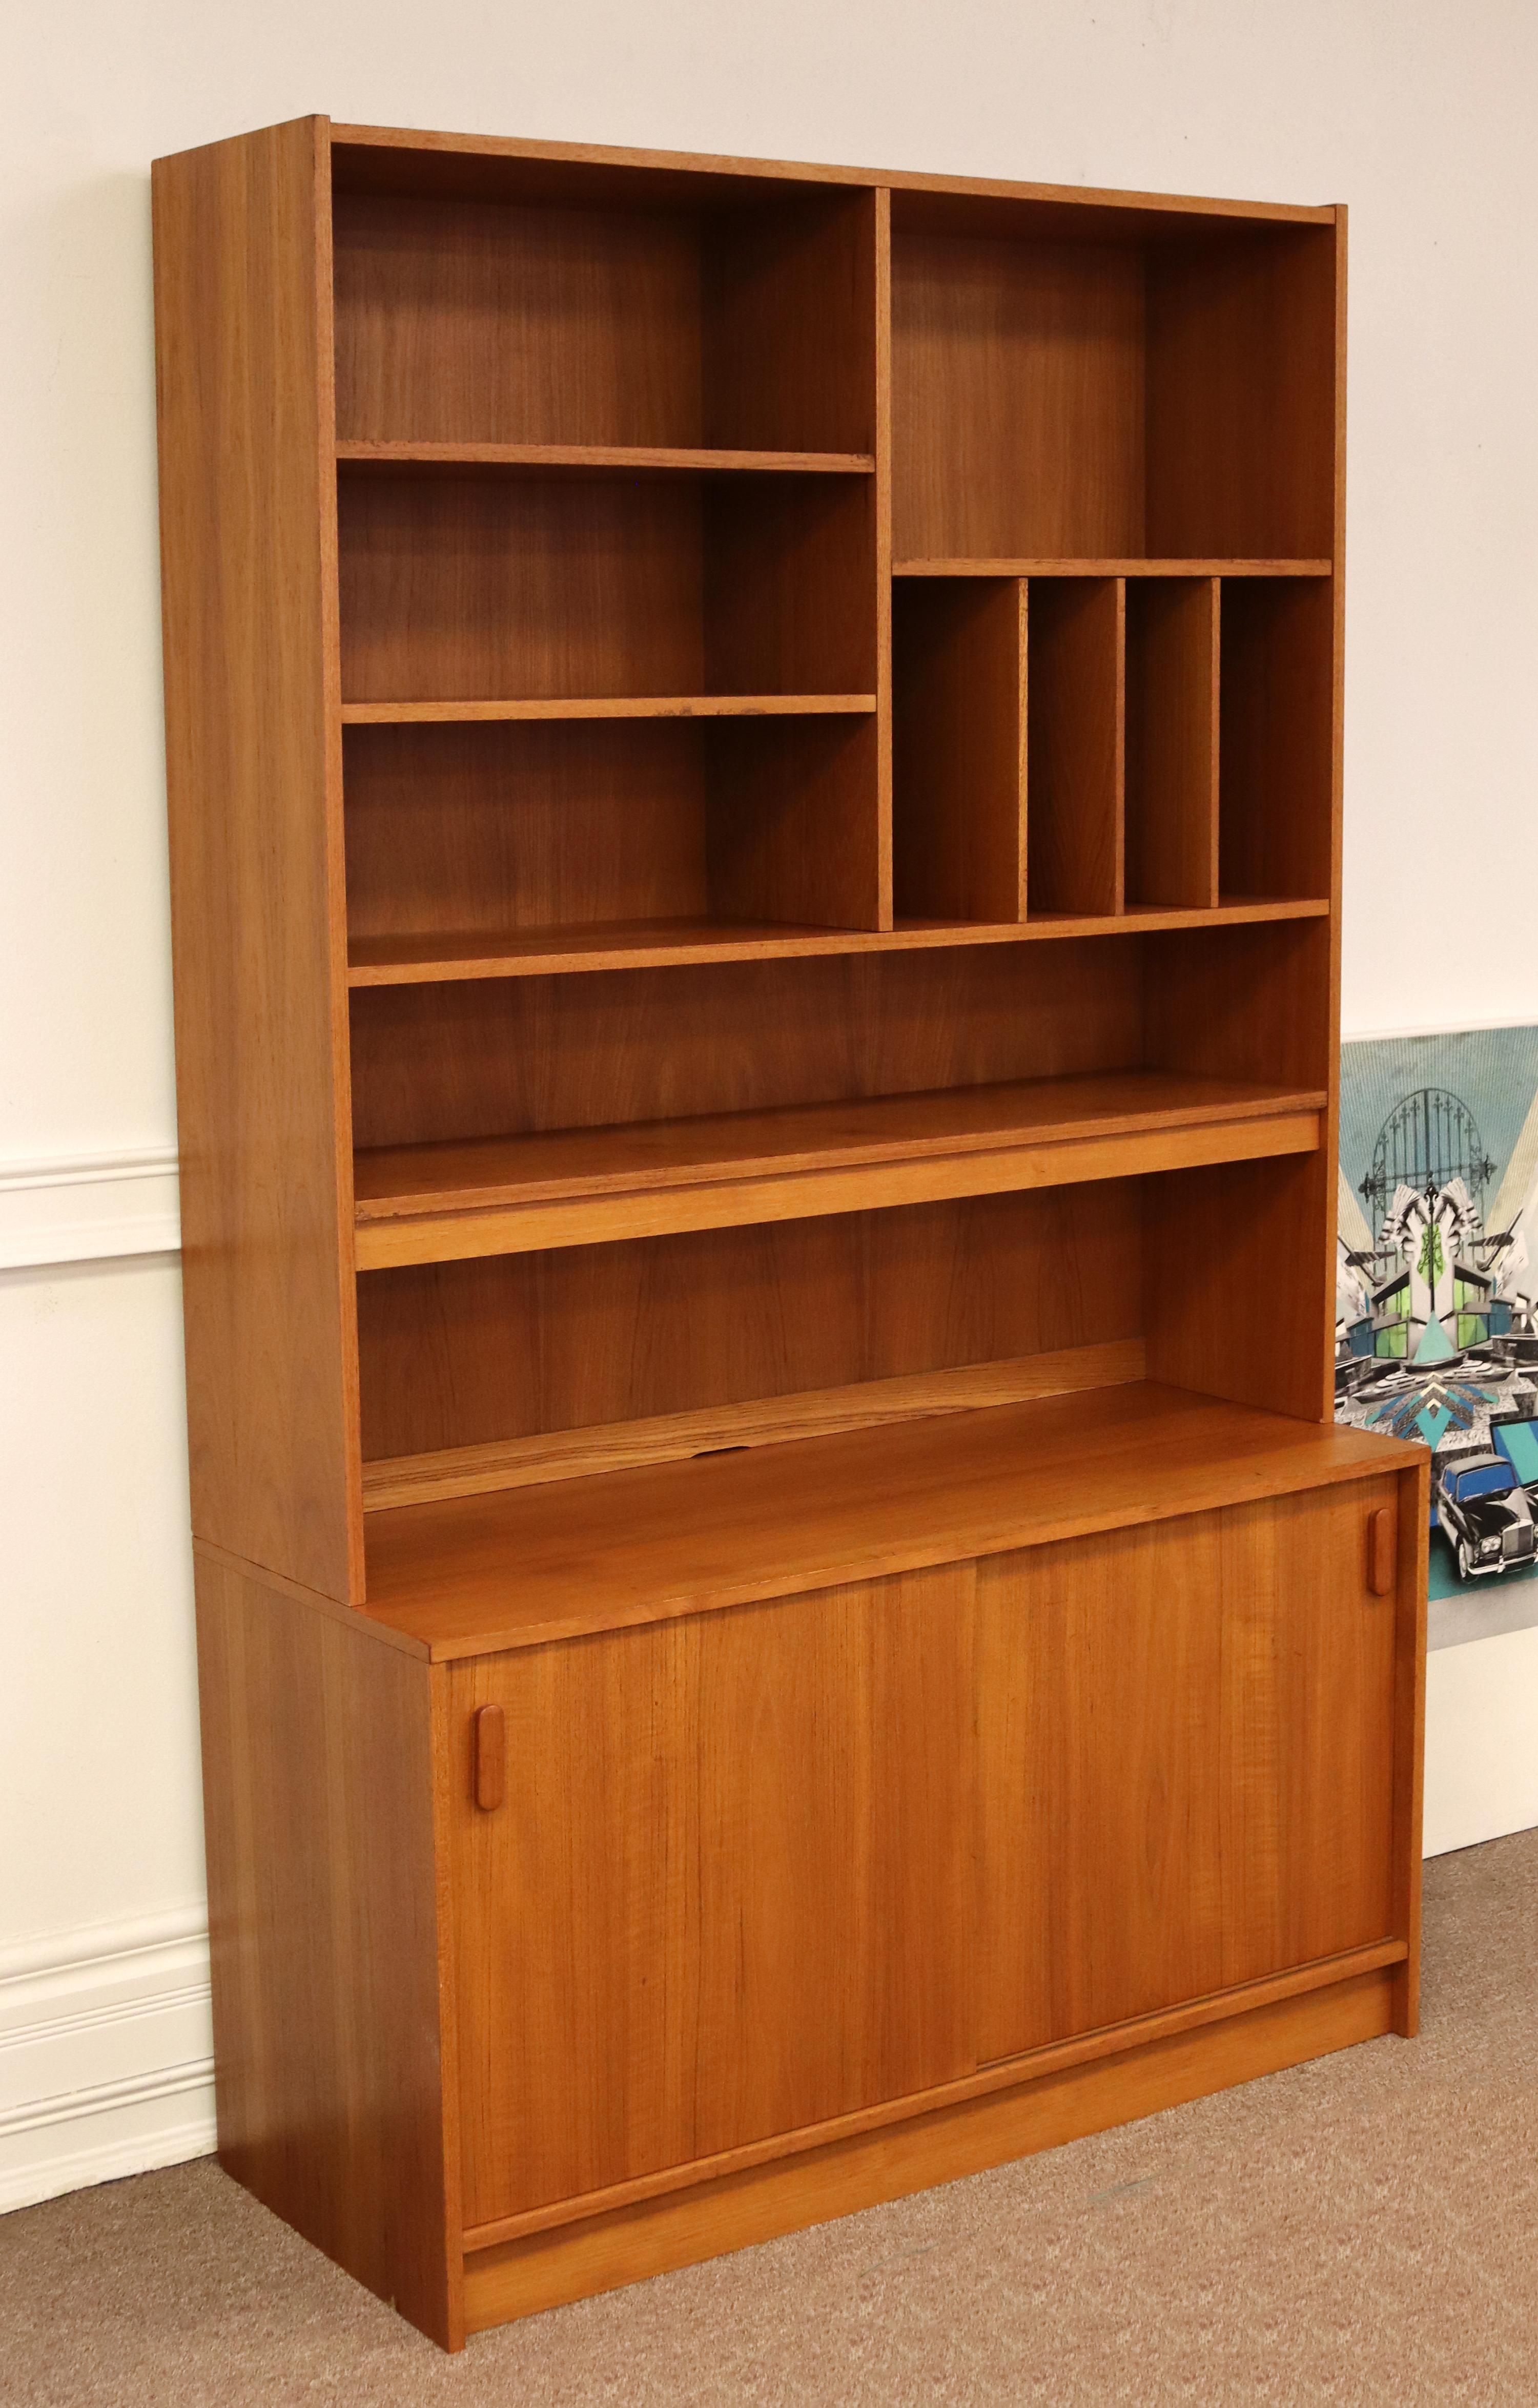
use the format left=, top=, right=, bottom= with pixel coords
left=892, top=235, right=1146, bottom=561
left=446, top=1566, right=975, bottom=2225
left=361, top=1341, right=1148, bottom=1509
left=356, top=1182, right=1144, bottom=1467
left=361, top=1379, right=1421, bottom=1658
left=1124, top=577, right=1220, bottom=908
left=462, top=1969, right=1397, bottom=2329
left=344, top=897, right=1330, bottom=985
left=1027, top=578, right=1125, bottom=916
left=194, top=1557, right=459, bottom=2344
left=351, top=1071, right=1323, bottom=1267
left=976, top=1480, right=1400, bottom=2058
left=893, top=578, right=1028, bottom=922
left=153, top=116, right=363, bottom=1600
left=345, top=937, right=1147, bottom=1152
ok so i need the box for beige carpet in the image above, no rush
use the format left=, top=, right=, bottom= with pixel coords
left=4, top=1830, right=1536, bottom=2405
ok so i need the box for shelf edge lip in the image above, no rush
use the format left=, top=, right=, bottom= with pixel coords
left=343, top=898, right=1334, bottom=986
left=335, top=441, right=876, bottom=474
left=893, top=557, right=1335, bottom=578
left=352, top=1091, right=1329, bottom=1224
left=348, top=1106, right=1325, bottom=1268
left=327, top=123, right=1338, bottom=223
left=455, top=1935, right=1407, bottom=2254
left=338, top=694, right=878, bottom=724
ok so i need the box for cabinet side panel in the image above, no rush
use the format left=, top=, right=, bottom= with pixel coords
left=153, top=119, right=362, bottom=1600
left=195, top=1560, right=460, bottom=2348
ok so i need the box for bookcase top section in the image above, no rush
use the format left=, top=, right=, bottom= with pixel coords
left=319, top=119, right=1339, bottom=233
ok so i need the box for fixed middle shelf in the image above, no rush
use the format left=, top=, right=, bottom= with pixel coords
left=338, top=441, right=876, bottom=475
left=344, top=899, right=1331, bottom=987
left=351, top=1067, right=1326, bottom=1270
left=339, top=694, right=876, bottom=724
left=894, top=558, right=1333, bottom=578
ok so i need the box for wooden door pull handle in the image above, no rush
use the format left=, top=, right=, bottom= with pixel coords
left=1368, top=1507, right=1396, bottom=1597
left=474, top=1704, right=505, bottom=1811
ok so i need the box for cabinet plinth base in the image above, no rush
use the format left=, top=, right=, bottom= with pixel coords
left=462, top=1966, right=1398, bottom=2336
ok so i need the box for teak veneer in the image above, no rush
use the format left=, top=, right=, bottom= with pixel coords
left=154, top=115, right=1425, bottom=2355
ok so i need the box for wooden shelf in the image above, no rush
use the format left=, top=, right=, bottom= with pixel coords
left=337, top=441, right=876, bottom=475
left=893, top=558, right=1333, bottom=578
left=346, top=899, right=1331, bottom=986
left=361, top=1378, right=1420, bottom=1659
left=339, top=694, right=877, bottom=725
left=352, top=1068, right=1325, bottom=1268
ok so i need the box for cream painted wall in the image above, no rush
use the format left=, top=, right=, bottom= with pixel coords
left=2, top=0, right=1536, bottom=2204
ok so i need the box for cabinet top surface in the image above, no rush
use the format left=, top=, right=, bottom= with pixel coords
left=362, top=1382, right=1420, bottom=1662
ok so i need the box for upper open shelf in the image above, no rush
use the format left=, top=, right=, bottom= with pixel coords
left=333, top=170, right=879, bottom=456
left=351, top=1067, right=1324, bottom=1270
left=891, top=203, right=1337, bottom=563
left=336, top=465, right=878, bottom=708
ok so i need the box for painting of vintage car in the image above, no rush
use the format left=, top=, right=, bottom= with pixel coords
left=1432, top=1448, right=1537, bottom=1579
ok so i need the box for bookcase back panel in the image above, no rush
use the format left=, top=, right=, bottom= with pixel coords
left=893, top=233, right=1145, bottom=561
left=336, top=470, right=877, bottom=701
left=333, top=185, right=879, bottom=453
left=344, top=719, right=710, bottom=936
left=357, top=1183, right=1143, bottom=1461
left=1144, top=916, right=1334, bottom=1097
left=892, top=579, right=1027, bottom=923
left=1219, top=578, right=1335, bottom=900
left=335, top=193, right=703, bottom=446
left=1124, top=578, right=1220, bottom=909
left=343, top=714, right=885, bottom=941
left=1145, top=226, right=1337, bottom=560
left=1026, top=578, right=1125, bottom=915
left=347, top=941, right=1146, bottom=1151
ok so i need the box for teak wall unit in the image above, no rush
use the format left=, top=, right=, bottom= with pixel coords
left=153, top=117, right=1428, bottom=2352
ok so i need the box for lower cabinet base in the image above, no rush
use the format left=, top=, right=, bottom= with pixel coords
left=463, top=1964, right=1400, bottom=2336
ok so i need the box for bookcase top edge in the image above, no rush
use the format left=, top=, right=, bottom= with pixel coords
left=243, top=116, right=1339, bottom=228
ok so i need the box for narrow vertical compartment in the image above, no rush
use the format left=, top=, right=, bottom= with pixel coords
left=1026, top=577, right=1124, bottom=917
left=892, top=579, right=1027, bottom=923
left=1124, top=577, right=1219, bottom=909
left=1219, top=578, right=1334, bottom=901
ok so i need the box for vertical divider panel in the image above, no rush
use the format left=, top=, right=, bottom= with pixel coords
left=1026, top=577, right=1124, bottom=918
left=892, top=580, right=1027, bottom=922
left=1124, top=577, right=1220, bottom=909
left=873, top=188, right=895, bottom=931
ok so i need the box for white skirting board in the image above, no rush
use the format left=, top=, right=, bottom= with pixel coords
left=0, top=1908, right=215, bottom=2216
left=1423, top=1623, right=1538, bottom=1857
